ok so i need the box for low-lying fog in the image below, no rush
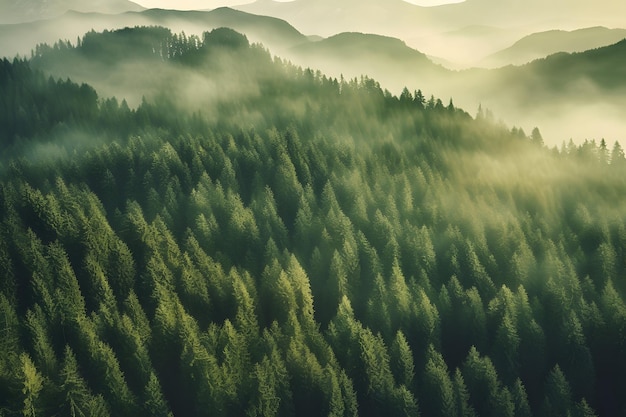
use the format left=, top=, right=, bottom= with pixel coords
left=31, top=31, right=626, bottom=148
left=278, top=43, right=626, bottom=148
left=3, top=1, right=624, bottom=148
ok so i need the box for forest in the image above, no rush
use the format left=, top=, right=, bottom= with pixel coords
left=1, top=26, right=626, bottom=417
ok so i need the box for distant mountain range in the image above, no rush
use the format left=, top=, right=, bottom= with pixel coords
left=464, top=38, right=626, bottom=143
left=285, top=29, right=626, bottom=142
left=0, top=7, right=307, bottom=58
left=287, top=32, right=445, bottom=91
left=491, top=38, right=626, bottom=96
left=408, top=25, right=524, bottom=68
left=237, top=0, right=626, bottom=38
left=238, top=0, right=425, bottom=37
left=1, top=3, right=625, bottom=143
left=3, top=0, right=626, bottom=68
left=2, top=5, right=624, bottom=95
left=236, top=0, right=626, bottom=67
left=481, top=27, right=626, bottom=68
left=0, top=0, right=143, bottom=24
left=430, top=0, right=626, bottom=30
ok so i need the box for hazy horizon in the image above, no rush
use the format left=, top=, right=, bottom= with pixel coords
left=2, top=0, right=624, bottom=146
left=132, top=0, right=466, bottom=10
left=2, top=6, right=626, bottom=417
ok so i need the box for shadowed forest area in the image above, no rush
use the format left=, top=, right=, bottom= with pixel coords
left=1, top=27, right=626, bottom=417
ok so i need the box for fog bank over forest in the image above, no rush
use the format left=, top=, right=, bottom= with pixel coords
left=1, top=3, right=626, bottom=417
left=2, top=0, right=624, bottom=146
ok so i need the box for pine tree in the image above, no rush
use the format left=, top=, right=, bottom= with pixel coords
left=531, top=127, right=544, bottom=146
left=573, top=398, right=597, bottom=417
left=511, top=379, right=532, bottom=417
left=610, top=141, right=625, bottom=165
left=0, top=293, right=20, bottom=364
left=462, top=347, right=501, bottom=417
left=143, top=372, right=172, bottom=417
left=542, top=365, right=573, bottom=417
left=390, top=331, right=414, bottom=388
left=414, top=89, right=425, bottom=108
left=421, top=345, right=456, bottom=417
left=20, top=353, right=45, bottom=417
left=59, top=346, right=110, bottom=417
left=452, top=368, right=476, bottom=417
left=24, top=306, right=57, bottom=378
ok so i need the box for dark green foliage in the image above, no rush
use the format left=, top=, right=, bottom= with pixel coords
left=79, top=26, right=172, bottom=63
left=421, top=345, right=456, bottom=417
left=0, top=25, right=625, bottom=417
left=542, top=365, right=574, bottom=417
left=0, top=57, right=98, bottom=148
left=58, top=346, right=111, bottom=417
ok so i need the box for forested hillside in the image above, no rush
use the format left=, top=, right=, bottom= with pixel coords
left=480, top=27, right=626, bottom=68
left=1, top=27, right=626, bottom=417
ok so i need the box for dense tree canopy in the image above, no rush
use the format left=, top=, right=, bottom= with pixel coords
left=1, top=26, right=626, bottom=417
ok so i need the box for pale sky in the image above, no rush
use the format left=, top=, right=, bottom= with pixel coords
left=132, top=0, right=463, bottom=11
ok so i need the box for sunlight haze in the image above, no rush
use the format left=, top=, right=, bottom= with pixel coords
left=2, top=0, right=626, bottom=415
left=132, top=0, right=464, bottom=10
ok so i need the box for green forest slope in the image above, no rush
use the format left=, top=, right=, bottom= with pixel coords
left=1, top=27, right=626, bottom=417
left=481, top=27, right=626, bottom=68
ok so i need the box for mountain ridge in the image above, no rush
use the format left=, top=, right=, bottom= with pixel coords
left=237, top=0, right=626, bottom=37
left=0, top=7, right=308, bottom=58
left=286, top=31, right=447, bottom=93
left=234, top=0, right=626, bottom=66
left=0, top=0, right=144, bottom=24
left=481, top=26, right=626, bottom=68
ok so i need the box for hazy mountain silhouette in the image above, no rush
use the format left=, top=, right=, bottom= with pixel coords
left=238, top=0, right=432, bottom=37
left=238, top=0, right=626, bottom=37
left=286, top=32, right=447, bottom=92
left=460, top=38, right=626, bottom=143
left=0, top=7, right=307, bottom=58
left=2, top=3, right=625, bottom=144
left=140, top=7, right=307, bottom=52
left=493, top=38, right=626, bottom=95
left=408, top=25, right=524, bottom=69
left=236, top=0, right=626, bottom=68
left=428, top=0, right=626, bottom=29
left=481, top=27, right=626, bottom=68
left=0, top=0, right=144, bottom=24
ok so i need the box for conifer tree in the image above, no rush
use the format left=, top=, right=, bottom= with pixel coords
left=143, top=372, right=172, bottom=417
left=20, top=353, right=45, bottom=417
left=452, top=368, right=476, bottom=417
left=390, top=331, right=415, bottom=388
left=421, top=345, right=456, bottom=417
left=542, top=365, right=573, bottom=417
